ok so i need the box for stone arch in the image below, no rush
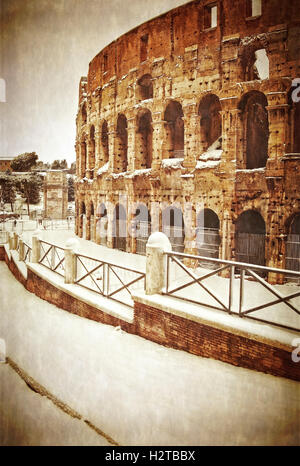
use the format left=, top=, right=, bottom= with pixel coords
left=80, top=201, right=87, bottom=239
left=101, top=120, right=109, bottom=164
left=235, top=210, right=266, bottom=266
left=239, top=35, right=269, bottom=82
left=196, top=208, right=221, bottom=262
left=133, top=203, right=151, bottom=255
left=96, top=202, right=108, bottom=245
left=162, top=205, right=185, bottom=252
left=136, top=109, right=153, bottom=169
left=239, top=91, right=269, bottom=169
left=89, top=125, right=96, bottom=177
left=116, top=114, right=128, bottom=172
left=164, top=101, right=184, bottom=158
left=113, top=203, right=127, bottom=251
left=137, top=74, right=153, bottom=101
left=81, top=103, right=87, bottom=125
left=285, top=213, right=300, bottom=276
left=80, top=139, right=87, bottom=177
left=198, top=94, right=222, bottom=152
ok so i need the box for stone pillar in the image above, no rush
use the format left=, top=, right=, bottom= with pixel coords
left=127, top=117, right=136, bottom=172
left=183, top=202, right=197, bottom=264
left=64, top=247, right=77, bottom=284
left=182, top=104, right=199, bottom=170
left=8, top=233, right=15, bottom=250
left=106, top=198, right=115, bottom=249
left=94, top=127, right=101, bottom=170
left=18, top=239, right=24, bottom=262
left=266, top=92, right=289, bottom=162
left=108, top=122, right=116, bottom=172
left=31, top=235, right=40, bottom=263
left=151, top=113, right=165, bottom=170
left=145, top=232, right=172, bottom=295
left=219, top=97, right=241, bottom=165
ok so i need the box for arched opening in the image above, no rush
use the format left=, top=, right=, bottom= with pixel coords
left=89, top=126, right=95, bottom=178
left=136, top=110, right=153, bottom=169
left=162, top=206, right=185, bottom=252
left=164, top=101, right=184, bottom=159
left=81, top=103, right=87, bottom=125
left=198, top=94, right=222, bottom=152
left=113, top=204, right=127, bottom=251
left=243, top=48, right=269, bottom=81
left=96, top=203, right=108, bottom=246
left=101, top=120, right=109, bottom=164
left=197, top=209, right=220, bottom=267
left=80, top=202, right=86, bottom=239
left=80, top=140, right=87, bottom=177
left=134, top=204, right=151, bottom=255
left=116, top=115, right=128, bottom=172
left=286, top=214, right=300, bottom=280
left=88, top=202, right=95, bottom=241
left=137, top=74, right=153, bottom=101
left=235, top=210, right=266, bottom=266
left=239, top=91, right=269, bottom=169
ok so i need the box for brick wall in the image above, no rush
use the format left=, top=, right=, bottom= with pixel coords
left=134, top=301, right=300, bottom=382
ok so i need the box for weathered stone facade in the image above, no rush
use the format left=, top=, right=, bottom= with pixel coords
left=44, top=170, right=68, bottom=219
left=75, top=0, right=300, bottom=280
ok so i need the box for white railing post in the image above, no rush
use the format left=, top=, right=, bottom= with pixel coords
left=145, top=232, right=172, bottom=295
left=19, top=239, right=25, bottom=261
left=64, top=247, right=77, bottom=284
left=31, top=235, right=41, bottom=263
left=8, top=233, right=15, bottom=250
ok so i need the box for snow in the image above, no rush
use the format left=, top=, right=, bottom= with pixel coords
left=236, top=167, right=266, bottom=173
left=196, top=160, right=221, bottom=169
left=0, top=260, right=299, bottom=446
left=125, top=168, right=152, bottom=179
left=161, top=158, right=183, bottom=169
left=0, top=364, right=110, bottom=446
left=97, top=162, right=109, bottom=176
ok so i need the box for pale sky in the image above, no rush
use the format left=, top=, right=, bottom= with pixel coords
left=0, top=0, right=189, bottom=165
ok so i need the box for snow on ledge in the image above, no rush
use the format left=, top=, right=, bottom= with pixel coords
left=125, top=168, right=152, bottom=179
left=196, top=160, right=221, bottom=170
left=236, top=167, right=266, bottom=173
left=97, top=162, right=109, bottom=176
left=161, top=158, right=183, bottom=169
left=132, top=292, right=297, bottom=350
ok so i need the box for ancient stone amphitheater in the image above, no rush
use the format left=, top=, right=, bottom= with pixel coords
left=75, top=0, right=300, bottom=278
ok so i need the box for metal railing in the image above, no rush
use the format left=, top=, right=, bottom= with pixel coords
left=75, top=253, right=145, bottom=308
left=23, top=242, right=32, bottom=263
left=164, top=251, right=300, bottom=332
left=38, top=240, right=65, bottom=277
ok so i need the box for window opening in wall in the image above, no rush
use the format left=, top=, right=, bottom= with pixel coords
left=140, top=34, right=148, bottom=63
left=137, top=74, right=153, bottom=101
left=204, top=4, right=217, bottom=29
left=103, top=54, right=108, bottom=73
left=253, top=49, right=269, bottom=80
left=247, top=0, right=262, bottom=18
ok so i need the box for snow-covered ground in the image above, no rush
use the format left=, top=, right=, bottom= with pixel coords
left=0, top=261, right=299, bottom=446
left=0, top=364, right=110, bottom=446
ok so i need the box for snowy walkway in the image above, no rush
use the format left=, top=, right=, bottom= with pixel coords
left=0, top=261, right=299, bottom=445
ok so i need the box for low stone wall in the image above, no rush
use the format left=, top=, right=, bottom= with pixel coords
left=1, top=244, right=300, bottom=382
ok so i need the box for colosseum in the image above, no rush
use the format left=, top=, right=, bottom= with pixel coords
left=75, top=0, right=300, bottom=281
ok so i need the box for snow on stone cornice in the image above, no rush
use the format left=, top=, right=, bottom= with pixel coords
left=236, top=167, right=266, bottom=173
left=97, top=162, right=109, bottom=176
left=134, top=99, right=153, bottom=109
left=161, top=158, right=183, bottom=169
left=198, top=137, right=223, bottom=162
left=196, top=160, right=221, bottom=170
left=125, top=168, right=152, bottom=179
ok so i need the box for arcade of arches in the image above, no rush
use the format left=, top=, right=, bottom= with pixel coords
left=75, top=1, right=300, bottom=282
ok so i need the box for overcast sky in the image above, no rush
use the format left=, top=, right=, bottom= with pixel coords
left=0, top=0, right=188, bottom=164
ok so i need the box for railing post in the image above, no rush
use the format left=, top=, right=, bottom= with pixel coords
left=239, top=268, right=245, bottom=316
left=8, top=233, right=15, bottom=250
left=19, top=239, right=25, bottom=261
left=145, top=232, right=172, bottom=295
left=64, top=247, right=76, bottom=284
left=13, top=232, right=18, bottom=250
left=31, top=235, right=41, bottom=263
